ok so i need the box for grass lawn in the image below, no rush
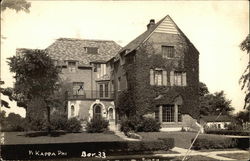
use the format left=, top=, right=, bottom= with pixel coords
left=217, top=153, right=250, bottom=160
left=138, top=131, right=232, bottom=149
left=2, top=131, right=123, bottom=145
left=170, top=155, right=218, bottom=161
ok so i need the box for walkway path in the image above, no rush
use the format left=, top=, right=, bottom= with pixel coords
left=170, top=147, right=249, bottom=160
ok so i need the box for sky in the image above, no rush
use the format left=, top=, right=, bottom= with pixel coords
left=0, top=1, right=249, bottom=117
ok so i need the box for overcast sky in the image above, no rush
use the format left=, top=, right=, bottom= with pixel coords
left=1, top=1, right=249, bottom=117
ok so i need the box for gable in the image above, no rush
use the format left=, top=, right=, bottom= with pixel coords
left=154, top=16, right=179, bottom=35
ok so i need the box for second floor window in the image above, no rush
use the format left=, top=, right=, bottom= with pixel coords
left=150, top=69, right=167, bottom=86
left=174, top=71, right=186, bottom=86
left=162, top=46, right=174, bottom=58
left=68, top=61, right=76, bottom=72
left=99, top=83, right=109, bottom=98
left=154, top=70, right=163, bottom=86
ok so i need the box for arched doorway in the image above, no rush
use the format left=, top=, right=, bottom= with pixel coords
left=93, top=104, right=102, bottom=119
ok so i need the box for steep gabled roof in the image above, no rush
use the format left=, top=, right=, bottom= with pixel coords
left=120, top=15, right=199, bottom=55
left=46, top=38, right=122, bottom=65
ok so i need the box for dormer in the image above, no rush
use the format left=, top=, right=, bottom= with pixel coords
left=84, top=47, right=99, bottom=54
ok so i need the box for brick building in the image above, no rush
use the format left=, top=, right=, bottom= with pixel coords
left=110, top=15, right=200, bottom=131
left=17, top=15, right=200, bottom=131
left=46, top=38, right=121, bottom=125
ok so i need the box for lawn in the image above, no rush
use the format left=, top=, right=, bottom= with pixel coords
left=2, top=131, right=123, bottom=145
left=137, top=131, right=231, bottom=149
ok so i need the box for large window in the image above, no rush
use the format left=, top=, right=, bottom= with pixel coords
left=155, top=105, right=182, bottom=123
left=73, top=82, right=84, bottom=95
left=162, top=46, right=174, bottom=58
left=162, top=105, right=175, bottom=122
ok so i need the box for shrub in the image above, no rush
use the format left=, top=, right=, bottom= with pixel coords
left=158, top=138, right=175, bottom=150
left=191, top=137, right=250, bottom=150
left=86, top=118, right=109, bottom=133
left=120, top=116, right=161, bottom=133
left=137, top=117, right=161, bottom=132
left=50, top=113, right=68, bottom=131
left=205, top=130, right=250, bottom=136
left=65, top=117, right=82, bottom=133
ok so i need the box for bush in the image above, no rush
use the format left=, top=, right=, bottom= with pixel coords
left=50, top=113, right=68, bottom=131
left=65, top=117, right=82, bottom=133
left=205, top=130, right=250, bottom=136
left=192, top=137, right=250, bottom=150
left=120, top=116, right=161, bottom=133
left=192, top=137, right=237, bottom=150
left=86, top=118, right=109, bottom=133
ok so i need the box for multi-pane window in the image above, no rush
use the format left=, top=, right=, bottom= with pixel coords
left=162, top=105, right=175, bottom=122
left=73, top=82, right=84, bottom=95
left=85, top=47, right=98, bottom=54
left=162, top=46, right=174, bottom=58
left=174, top=72, right=182, bottom=86
left=174, top=71, right=186, bottom=86
left=68, top=61, right=76, bottom=72
left=154, top=70, right=163, bottom=86
left=99, top=83, right=109, bottom=98
left=150, top=69, right=167, bottom=86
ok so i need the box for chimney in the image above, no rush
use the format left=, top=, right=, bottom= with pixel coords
left=147, top=19, right=155, bottom=30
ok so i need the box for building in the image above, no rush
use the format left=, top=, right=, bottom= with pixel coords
left=201, top=115, right=234, bottom=130
left=46, top=38, right=121, bottom=125
left=17, top=15, right=201, bottom=131
left=110, top=15, right=200, bottom=131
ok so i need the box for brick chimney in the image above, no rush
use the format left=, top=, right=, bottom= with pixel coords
left=147, top=19, right=155, bottom=30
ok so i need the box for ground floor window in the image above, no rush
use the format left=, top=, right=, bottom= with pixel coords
left=162, top=105, right=175, bottom=122
left=155, top=105, right=182, bottom=123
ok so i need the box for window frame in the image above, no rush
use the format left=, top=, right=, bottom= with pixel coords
left=162, top=46, right=175, bottom=59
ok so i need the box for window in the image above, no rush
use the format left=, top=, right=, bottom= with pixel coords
left=174, top=72, right=182, bottom=86
left=162, top=46, right=174, bottom=58
left=105, top=83, right=109, bottom=97
left=173, top=71, right=187, bottom=86
left=71, top=105, right=75, bottom=117
left=99, top=83, right=109, bottom=98
left=154, top=70, right=163, bottom=86
left=73, top=82, right=84, bottom=95
left=150, top=69, right=167, bottom=86
left=85, top=47, right=98, bottom=54
left=68, top=61, right=76, bottom=72
left=162, top=105, right=175, bottom=122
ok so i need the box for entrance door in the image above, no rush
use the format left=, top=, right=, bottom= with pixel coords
left=93, top=105, right=102, bottom=119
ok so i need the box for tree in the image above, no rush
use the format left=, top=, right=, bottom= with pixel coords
left=7, top=49, right=60, bottom=132
left=199, top=82, right=234, bottom=116
left=1, top=0, right=31, bottom=13
left=239, top=34, right=250, bottom=110
left=199, top=82, right=209, bottom=97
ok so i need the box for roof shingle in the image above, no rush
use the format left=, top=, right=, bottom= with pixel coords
left=46, top=38, right=122, bottom=65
